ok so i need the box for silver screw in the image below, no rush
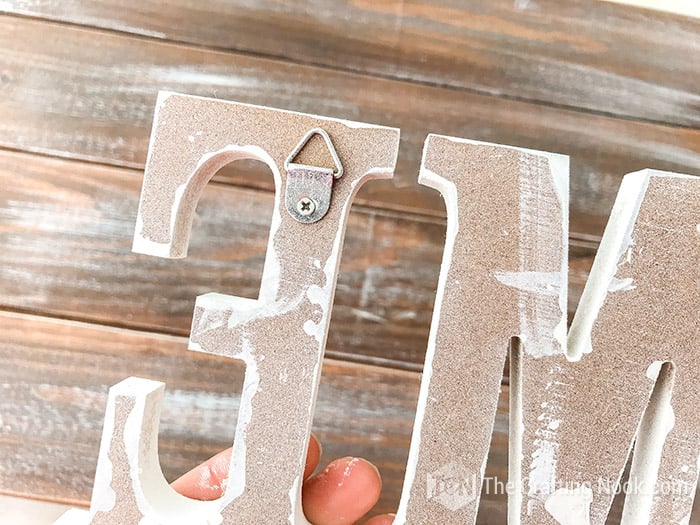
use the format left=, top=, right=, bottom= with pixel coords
left=296, top=197, right=316, bottom=217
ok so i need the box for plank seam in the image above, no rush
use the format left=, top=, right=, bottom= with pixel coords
left=0, top=12, right=695, bottom=130
left=0, top=307, right=425, bottom=374
left=0, top=146, right=603, bottom=245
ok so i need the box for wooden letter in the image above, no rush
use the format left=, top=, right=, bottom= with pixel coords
left=55, top=92, right=399, bottom=524
left=54, top=119, right=698, bottom=524
left=394, top=134, right=569, bottom=524
left=394, top=135, right=699, bottom=525
left=519, top=170, right=700, bottom=525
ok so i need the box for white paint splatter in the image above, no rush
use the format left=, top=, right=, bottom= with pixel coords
left=547, top=419, right=561, bottom=431
left=339, top=458, right=361, bottom=487
left=544, top=487, right=593, bottom=525
left=608, top=276, right=636, bottom=292
left=132, top=212, right=172, bottom=257
left=306, top=282, right=329, bottom=308
left=514, top=0, right=540, bottom=10
left=351, top=308, right=386, bottom=323
left=528, top=389, right=563, bottom=509
left=303, top=319, right=324, bottom=343
left=511, top=148, right=569, bottom=359
left=494, top=271, right=563, bottom=296
left=225, top=337, right=259, bottom=501
left=189, top=292, right=305, bottom=345
left=90, top=384, right=120, bottom=514
left=302, top=268, right=332, bottom=343
left=528, top=436, right=558, bottom=498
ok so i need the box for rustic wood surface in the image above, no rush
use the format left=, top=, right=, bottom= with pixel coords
left=0, top=150, right=595, bottom=369
left=0, top=1, right=698, bottom=522
left=0, top=311, right=485, bottom=518
left=7, top=312, right=698, bottom=522
left=1, top=16, right=699, bottom=241
left=2, top=1, right=699, bottom=127
left=3, top=311, right=698, bottom=522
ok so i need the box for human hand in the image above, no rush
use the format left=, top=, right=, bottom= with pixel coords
left=171, top=434, right=395, bottom=525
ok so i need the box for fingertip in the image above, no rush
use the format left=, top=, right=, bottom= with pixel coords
left=303, top=457, right=382, bottom=525
left=171, top=448, right=232, bottom=501
left=364, top=514, right=395, bottom=525
left=304, top=433, right=323, bottom=480
left=173, top=435, right=321, bottom=500
left=311, top=432, right=323, bottom=458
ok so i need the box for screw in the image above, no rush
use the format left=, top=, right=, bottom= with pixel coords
left=296, top=197, right=316, bottom=217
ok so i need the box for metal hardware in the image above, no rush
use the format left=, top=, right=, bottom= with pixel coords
left=296, top=197, right=317, bottom=217
left=285, top=128, right=343, bottom=224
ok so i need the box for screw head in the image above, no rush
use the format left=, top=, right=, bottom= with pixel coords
left=296, top=197, right=316, bottom=217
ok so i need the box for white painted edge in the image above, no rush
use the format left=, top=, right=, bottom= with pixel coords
left=119, top=378, right=224, bottom=524
left=393, top=136, right=460, bottom=524
left=133, top=144, right=282, bottom=260
left=567, top=169, right=652, bottom=360
left=433, top=134, right=569, bottom=168
left=154, top=91, right=401, bottom=132
left=621, top=363, right=676, bottom=524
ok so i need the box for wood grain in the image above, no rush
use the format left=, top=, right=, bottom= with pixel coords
left=1, top=16, right=698, bottom=241
left=2, top=1, right=699, bottom=127
left=0, top=149, right=596, bottom=369
left=0, top=310, right=491, bottom=520
left=0, top=3, right=697, bottom=522
left=0, top=310, right=410, bottom=516
left=3, top=312, right=697, bottom=522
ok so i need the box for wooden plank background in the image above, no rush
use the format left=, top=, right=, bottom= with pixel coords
left=604, top=0, right=700, bottom=18
left=0, top=1, right=698, bottom=522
